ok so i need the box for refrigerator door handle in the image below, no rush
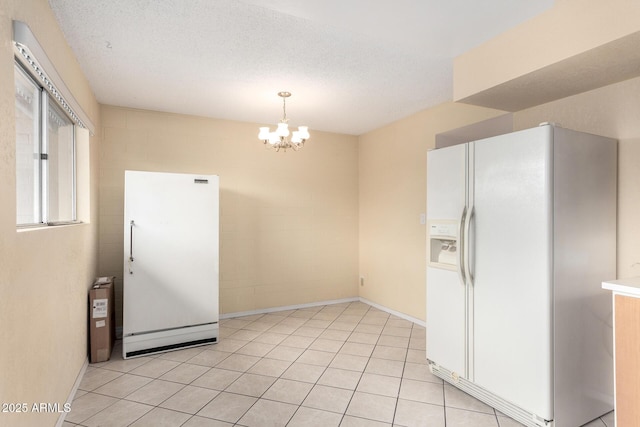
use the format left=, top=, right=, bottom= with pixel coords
left=129, top=220, right=135, bottom=274
left=458, top=206, right=467, bottom=286
left=464, top=206, right=474, bottom=286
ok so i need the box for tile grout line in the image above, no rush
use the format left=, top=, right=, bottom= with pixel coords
left=289, top=302, right=359, bottom=426
left=443, top=379, right=447, bottom=427
left=231, top=307, right=322, bottom=426
left=333, top=304, right=381, bottom=426
left=282, top=307, right=349, bottom=426
left=212, top=303, right=353, bottom=426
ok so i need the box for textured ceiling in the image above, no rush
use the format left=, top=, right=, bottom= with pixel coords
left=48, top=0, right=554, bottom=135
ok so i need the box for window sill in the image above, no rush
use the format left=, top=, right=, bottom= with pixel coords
left=17, top=221, right=84, bottom=232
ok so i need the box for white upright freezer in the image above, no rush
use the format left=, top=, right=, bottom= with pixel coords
left=426, top=124, right=616, bottom=427
left=123, top=170, right=219, bottom=358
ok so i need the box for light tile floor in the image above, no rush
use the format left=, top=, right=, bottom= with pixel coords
left=64, top=301, right=615, bottom=427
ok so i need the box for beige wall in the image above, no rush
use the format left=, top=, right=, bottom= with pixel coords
left=513, top=76, right=640, bottom=279
left=99, top=106, right=359, bottom=327
left=454, top=0, right=640, bottom=104
left=0, top=0, right=100, bottom=426
left=358, top=102, right=506, bottom=321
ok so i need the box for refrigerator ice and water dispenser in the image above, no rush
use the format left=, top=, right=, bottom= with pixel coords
left=428, top=221, right=458, bottom=269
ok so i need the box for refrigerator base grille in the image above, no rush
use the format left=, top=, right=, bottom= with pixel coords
left=125, top=337, right=217, bottom=358
left=123, top=322, right=218, bottom=359
left=428, top=361, right=553, bottom=427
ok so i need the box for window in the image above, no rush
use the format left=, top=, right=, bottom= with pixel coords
left=15, top=61, right=77, bottom=226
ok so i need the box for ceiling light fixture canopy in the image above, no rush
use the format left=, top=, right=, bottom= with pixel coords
left=259, top=91, right=310, bottom=152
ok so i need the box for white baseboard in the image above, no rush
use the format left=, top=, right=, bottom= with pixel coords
left=116, top=297, right=425, bottom=338
left=220, top=297, right=360, bottom=319
left=56, top=357, right=88, bottom=427
left=220, top=296, right=426, bottom=328
left=358, top=297, right=426, bottom=328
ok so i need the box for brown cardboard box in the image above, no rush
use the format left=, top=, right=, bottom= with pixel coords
left=89, top=277, right=115, bottom=363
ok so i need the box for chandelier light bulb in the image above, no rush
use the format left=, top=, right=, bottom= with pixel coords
left=276, top=122, right=290, bottom=137
left=258, top=127, right=270, bottom=140
left=298, top=126, right=310, bottom=140
left=291, top=131, right=302, bottom=143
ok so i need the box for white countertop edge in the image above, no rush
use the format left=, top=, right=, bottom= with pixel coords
left=602, top=277, right=640, bottom=297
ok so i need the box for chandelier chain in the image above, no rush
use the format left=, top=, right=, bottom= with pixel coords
left=282, top=96, right=287, bottom=122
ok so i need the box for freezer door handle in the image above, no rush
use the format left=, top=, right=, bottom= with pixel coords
left=129, top=220, right=135, bottom=274
left=458, top=206, right=467, bottom=286
left=464, top=206, right=474, bottom=286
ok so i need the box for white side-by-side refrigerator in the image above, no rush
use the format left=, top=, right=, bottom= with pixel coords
left=426, top=124, right=616, bottom=427
left=123, top=170, right=219, bottom=358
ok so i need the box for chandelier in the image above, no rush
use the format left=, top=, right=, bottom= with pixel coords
left=258, top=91, right=310, bottom=152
